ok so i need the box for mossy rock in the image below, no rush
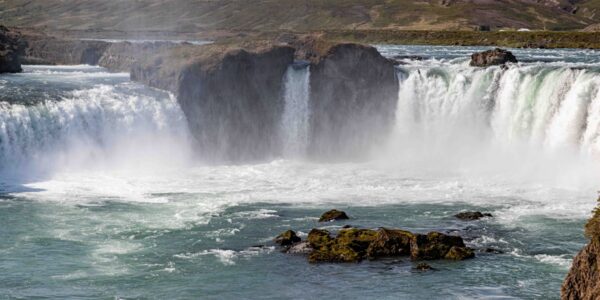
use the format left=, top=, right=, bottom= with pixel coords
left=367, top=228, right=414, bottom=259
left=318, top=209, right=349, bottom=222
left=308, top=228, right=377, bottom=263
left=444, top=246, right=475, bottom=260
left=410, top=232, right=467, bottom=260
left=274, top=230, right=301, bottom=246
left=307, top=229, right=333, bottom=248
left=585, top=195, right=600, bottom=239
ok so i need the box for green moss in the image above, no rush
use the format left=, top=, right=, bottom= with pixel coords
left=585, top=196, right=600, bottom=239
left=323, top=30, right=600, bottom=49
left=444, top=246, right=475, bottom=260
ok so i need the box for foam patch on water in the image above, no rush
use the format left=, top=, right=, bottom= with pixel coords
left=533, top=254, right=573, bottom=269
left=174, top=246, right=274, bottom=266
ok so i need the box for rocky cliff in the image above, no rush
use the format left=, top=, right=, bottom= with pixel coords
left=307, top=43, right=398, bottom=160
left=132, top=43, right=296, bottom=162
left=562, top=204, right=600, bottom=299
left=0, top=26, right=25, bottom=73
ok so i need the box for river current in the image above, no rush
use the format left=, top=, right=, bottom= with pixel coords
left=1, top=46, right=599, bottom=299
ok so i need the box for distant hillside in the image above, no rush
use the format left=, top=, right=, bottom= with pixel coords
left=3, top=0, right=600, bottom=33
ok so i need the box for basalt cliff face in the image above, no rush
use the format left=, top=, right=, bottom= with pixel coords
left=0, top=26, right=25, bottom=73
left=562, top=206, right=600, bottom=300
left=308, top=43, right=398, bottom=160
left=21, top=34, right=398, bottom=163
left=134, top=44, right=296, bottom=162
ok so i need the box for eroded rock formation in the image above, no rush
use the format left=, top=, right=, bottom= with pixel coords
left=562, top=204, right=600, bottom=299
left=308, top=43, right=398, bottom=160
left=0, top=26, right=25, bottom=73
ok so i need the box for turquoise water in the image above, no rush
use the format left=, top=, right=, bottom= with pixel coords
left=1, top=50, right=600, bottom=299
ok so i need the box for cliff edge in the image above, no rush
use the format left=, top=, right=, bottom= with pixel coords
left=562, top=201, right=600, bottom=299
left=0, top=26, right=24, bottom=73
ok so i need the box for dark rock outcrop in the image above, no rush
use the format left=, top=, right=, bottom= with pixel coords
left=318, top=209, right=350, bottom=222
left=23, top=35, right=110, bottom=65
left=274, top=230, right=301, bottom=246
left=562, top=202, right=600, bottom=299
left=304, top=227, right=473, bottom=263
left=411, top=232, right=474, bottom=260
left=308, top=228, right=377, bottom=263
left=454, top=211, right=493, bottom=221
left=308, top=43, right=398, bottom=160
left=174, top=45, right=295, bottom=162
left=470, top=48, right=517, bottom=67
left=366, top=228, right=413, bottom=258
left=0, top=26, right=25, bottom=73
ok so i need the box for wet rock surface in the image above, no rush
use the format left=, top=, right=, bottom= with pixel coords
left=562, top=200, right=600, bottom=299
left=454, top=211, right=493, bottom=221
left=274, top=230, right=301, bottom=246
left=470, top=48, right=517, bottom=67
left=0, top=26, right=25, bottom=73
left=318, top=209, right=350, bottom=222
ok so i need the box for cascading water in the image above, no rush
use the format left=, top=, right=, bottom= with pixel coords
left=392, top=63, right=600, bottom=161
left=280, top=62, right=310, bottom=158
left=0, top=65, right=192, bottom=178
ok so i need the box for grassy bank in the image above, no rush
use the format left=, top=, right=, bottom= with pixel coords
left=322, top=30, right=600, bottom=49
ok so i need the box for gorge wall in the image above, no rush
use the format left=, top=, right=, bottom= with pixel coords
left=19, top=33, right=399, bottom=163
left=563, top=206, right=600, bottom=300
left=0, top=26, right=25, bottom=73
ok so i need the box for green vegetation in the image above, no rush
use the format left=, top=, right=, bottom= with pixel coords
left=323, top=29, right=600, bottom=49
left=3, top=0, right=600, bottom=34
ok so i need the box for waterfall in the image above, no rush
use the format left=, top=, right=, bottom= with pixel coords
left=392, top=63, right=600, bottom=161
left=0, top=82, right=191, bottom=177
left=280, top=62, right=310, bottom=158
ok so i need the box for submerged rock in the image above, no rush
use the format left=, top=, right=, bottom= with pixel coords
left=454, top=211, right=493, bottom=221
left=480, top=247, right=504, bottom=254
left=318, top=209, right=350, bottom=222
left=0, top=26, right=25, bottom=73
left=274, top=230, right=301, bottom=246
left=470, top=48, right=517, bottom=67
left=414, top=262, right=434, bottom=271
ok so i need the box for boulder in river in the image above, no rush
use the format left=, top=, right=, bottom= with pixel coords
left=366, top=228, right=413, bottom=259
left=308, top=228, right=377, bottom=263
left=274, top=230, right=301, bottom=246
left=410, top=232, right=474, bottom=260
left=303, top=227, right=474, bottom=263
left=454, top=211, right=493, bottom=221
left=318, top=209, right=350, bottom=222
left=470, top=48, right=517, bottom=67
